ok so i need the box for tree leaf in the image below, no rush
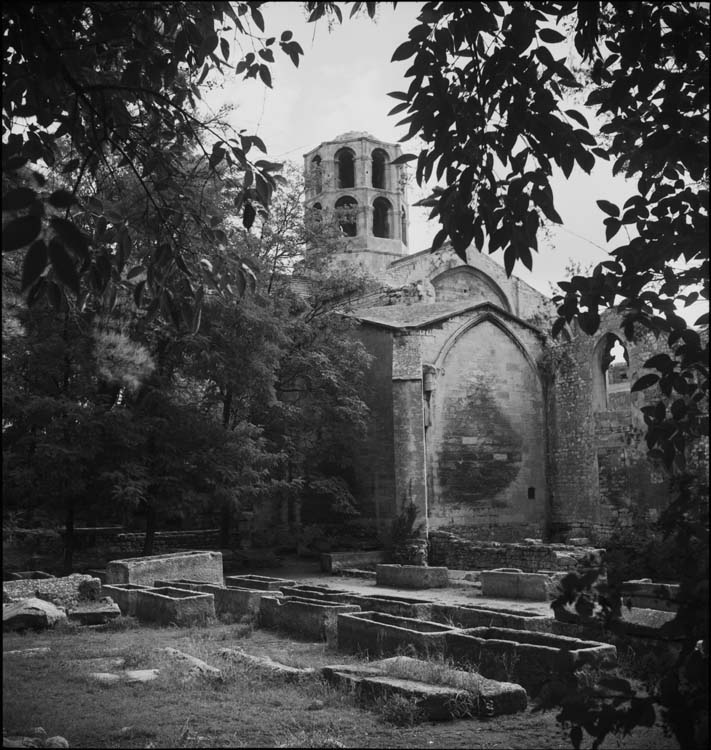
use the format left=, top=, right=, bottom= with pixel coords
left=20, top=240, right=48, bottom=291
left=3, top=215, right=42, bottom=252
left=539, top=28, right=567, bottom=44
left=596, top=200, right=620, bottom=217
left=49, top=217, right=89, bottom=258
left=259, top=65, right=272, bottom=87
left=565, top=109, right=589, bottom=128
left=390, top=153, right=417, bottom=165
left=391, top=40, right=417, bottom=62
left=243, top=202, right=256, bottom=229
left=631, top=373, right=660, bottom=392
left=4, top=187, right=37, bottom=211
left=48, top=189, right=77, bottom=208
left=48, top=238, right=80, bottom=295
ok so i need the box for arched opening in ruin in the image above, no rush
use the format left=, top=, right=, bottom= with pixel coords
left=371, top=148, right=388, bottom=189
left=335, top=148, right=355, bottom=189
left=401, top=207, right=408, bottom=246
left=335, top=196, right=358, bottom=237
left=372, top=197, right=392, bottom=238
left=592, top=333, right=631, bottom=411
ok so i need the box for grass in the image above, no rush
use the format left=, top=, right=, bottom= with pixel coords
left=3, top=623, right=679, bottom=749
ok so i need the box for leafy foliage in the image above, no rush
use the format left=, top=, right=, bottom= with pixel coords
left=369, top=0, right=708, bottom=472
left=2, top=1, right=303, bottom=319
left=546, top=476, right=708, bottom=749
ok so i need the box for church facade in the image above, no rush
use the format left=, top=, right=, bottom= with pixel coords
left=303, top=132, right=687, bottom=544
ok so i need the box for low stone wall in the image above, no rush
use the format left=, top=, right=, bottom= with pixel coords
left=105, top=551, right=223, bottom=586
left=445, top=626, right=616, bottom=695
left=3, top=574, right=102, bottom=608
left=320, top=550, right=387, bottom=573
left=8, top=528, right=222, bottom=559
left=337, top=611, right=455, bottom=658
left=429, top=531, right=604, bottom=573
left=376, top=564, right=448, bottom=589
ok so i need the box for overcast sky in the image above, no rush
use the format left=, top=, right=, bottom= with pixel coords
left=203, top=2, right=640, bottom=297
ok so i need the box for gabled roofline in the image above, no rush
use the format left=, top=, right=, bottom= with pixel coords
left=347, top=300, right=547, bottom=336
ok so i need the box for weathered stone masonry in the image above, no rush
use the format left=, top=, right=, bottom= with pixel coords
left=302, top=132, right=706, bottom=548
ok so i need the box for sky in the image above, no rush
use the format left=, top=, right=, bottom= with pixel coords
left=201, top=2, right=643, bottom=298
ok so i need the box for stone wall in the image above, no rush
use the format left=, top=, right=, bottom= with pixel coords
left=426, top=315, right=547, bottom=540
left=428, top=530, right=602, bottom=573
left=88, top=529, right=222, bottom=556
left=351, top=327, right=397, bottom=538
left=3, top=574, right=101, bottom=608
left=547, top=314, right=674, bottom=540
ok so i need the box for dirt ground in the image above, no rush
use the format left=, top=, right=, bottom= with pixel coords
left=4, top=557, right=685, bottom=749
left=3, top=624, right=679, bottom=750
left=269, top=556, right=553, bottom=615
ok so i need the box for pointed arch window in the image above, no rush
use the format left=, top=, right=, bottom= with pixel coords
left=372, top=197, right=393, bottom=238
left=335, top=148, right=355, bottom=189
left=592, top=333, right=631, bottom=411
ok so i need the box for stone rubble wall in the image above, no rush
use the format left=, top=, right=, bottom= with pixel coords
left=9, top=528, right=222, bottom=558
left=3, top=573, right=102, bottom=608
left=428, top=530, right=603, bottom=573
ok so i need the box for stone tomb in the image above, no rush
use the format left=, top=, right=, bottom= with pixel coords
left=154, top=579, right=279, bottom=619
left=346, top=593, right=434, bottom=620
left=337, top=611, right=456, bottom=658
left=280, top=585, right=434, bottom=619
left=320, top=550, right=387, bottom=573
left=620, top=579, right=680, bottom=612
left=376, top=564, right=449, bottom=589
left=322, top=656, right=527, bottom=720
left=278, top=584, right=353, bottom=599
left=225, top=574, right=296, bottom=591
left=105, top=551, right=223, bottom=587
left=431, top=603, right=553, bottom=632
left=259, top=595, right=360, bottom=643
left=133, top=586, right=215, bottom=626
left=479, top=569, right=551, bottom=601
left=101, top=583, right=152, bottom=616
left=445, top=626, right=616, bottom=695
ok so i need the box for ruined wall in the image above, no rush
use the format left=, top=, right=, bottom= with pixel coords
left=386, top=244, right=555, bottom=321
left=426, top=317, right=547, bottom=541
left=351, top=327, right=397, bottom=538
left=428, top=530, right=601, bottom=572
left=548, top=314, right=673, bottom=540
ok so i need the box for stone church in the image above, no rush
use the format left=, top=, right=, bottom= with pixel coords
left=301, top=131, right=682, bottom=545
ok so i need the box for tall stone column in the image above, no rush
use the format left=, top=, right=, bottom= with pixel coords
left=391, top=334, right=429, bottom=541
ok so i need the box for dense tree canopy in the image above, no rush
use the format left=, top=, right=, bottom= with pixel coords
left=374, top=0, right=708, bottom=473
left=2, top=1, right=298, bottom=317
left=2, top=3, right=708, bottom=747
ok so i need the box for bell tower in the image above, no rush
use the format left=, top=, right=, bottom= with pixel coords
left=303, top=131, right=410, bottom=275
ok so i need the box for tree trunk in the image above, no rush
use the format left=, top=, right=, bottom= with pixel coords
left=222, top=388, right=233, bottom=429
left=142, top=504, right=156, bottom=556
left=220, top=498, right=232, bottom=549
left=63, top=501, right=75, bottom=575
